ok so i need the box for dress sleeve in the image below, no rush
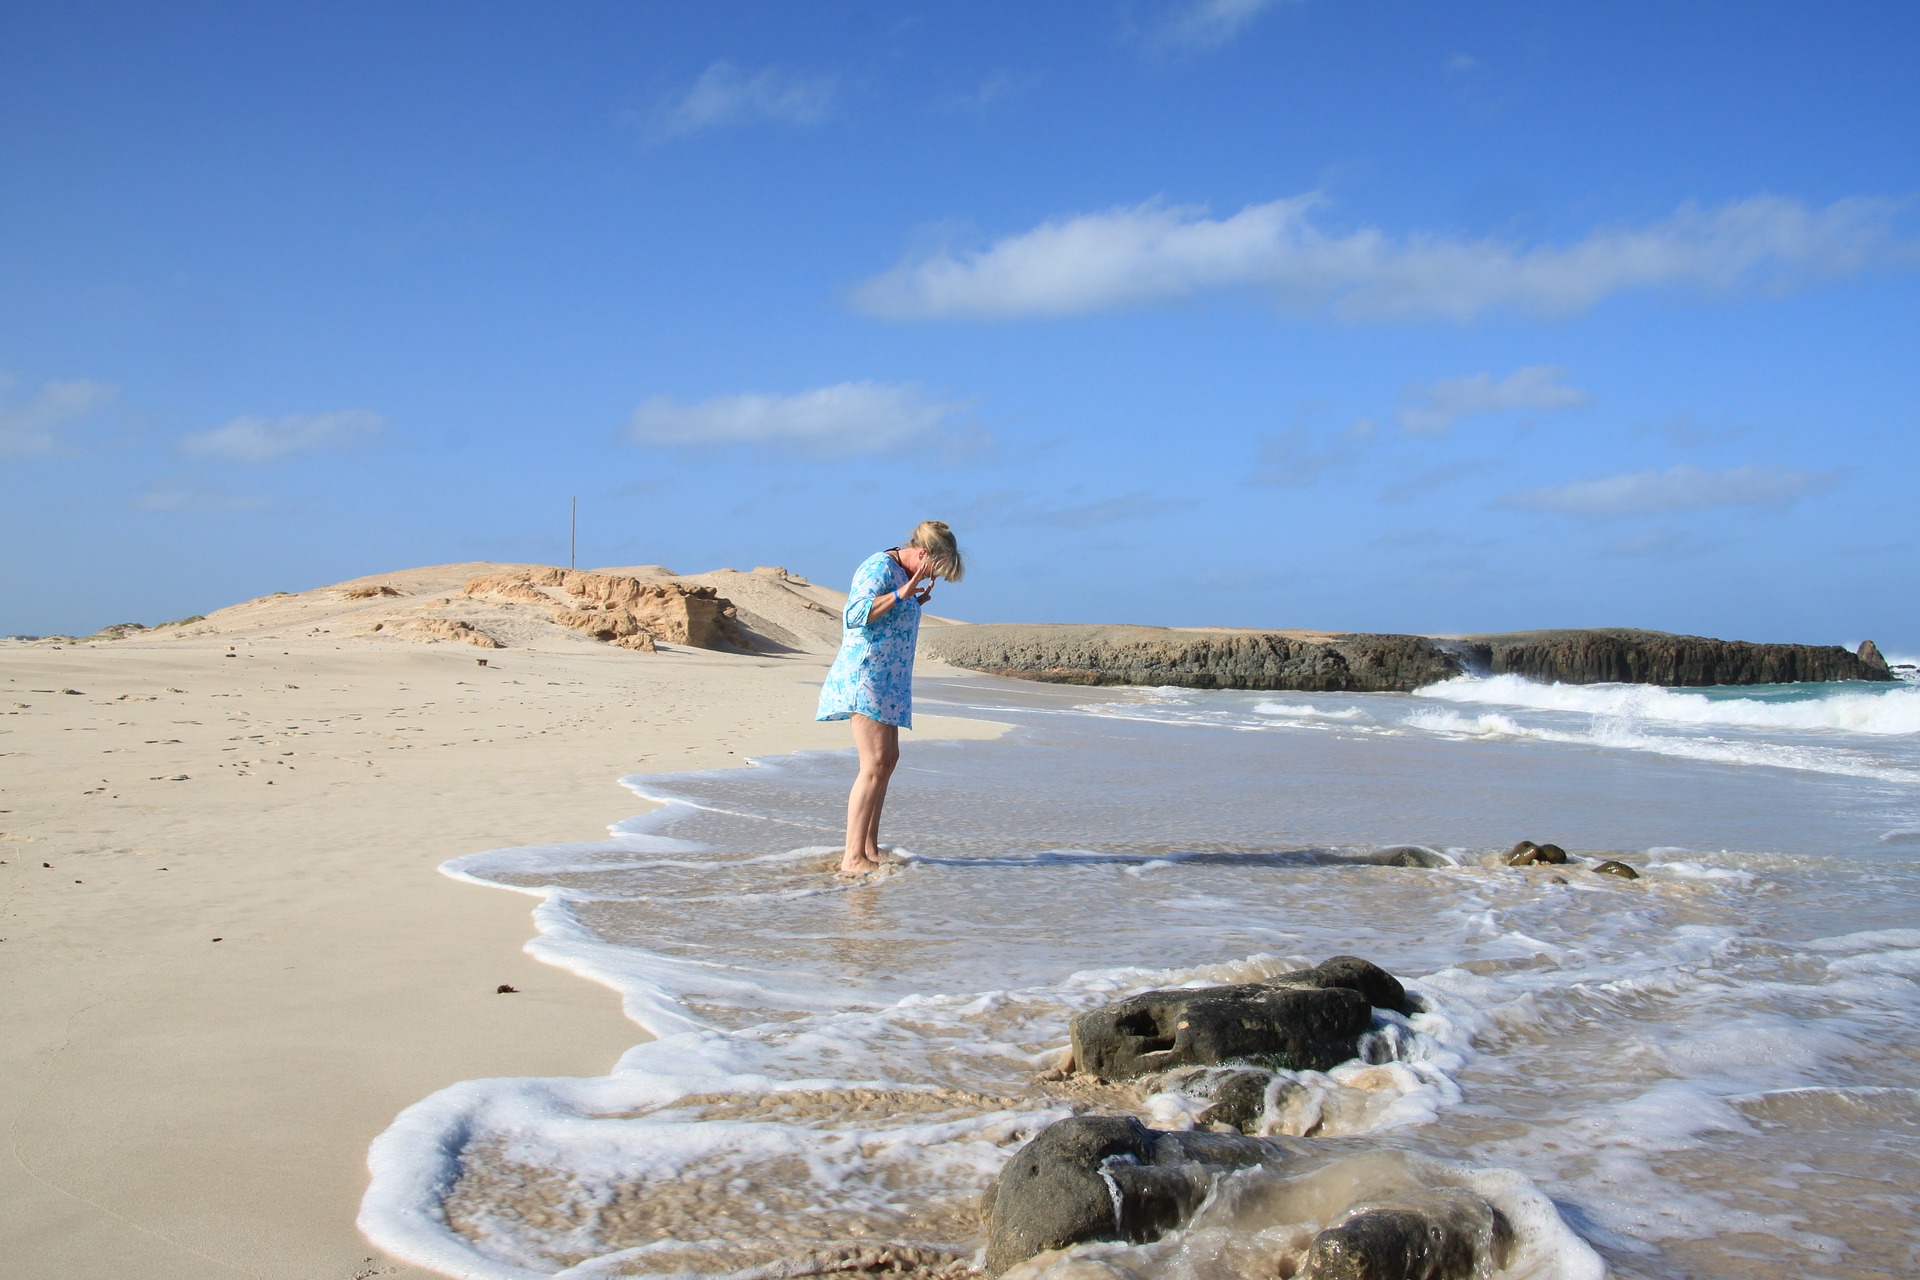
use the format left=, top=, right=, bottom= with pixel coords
left=842, top=554, right=894, bottom=628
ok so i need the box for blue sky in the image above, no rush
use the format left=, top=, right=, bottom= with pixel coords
left=3, top=1, right=1916, bottom=647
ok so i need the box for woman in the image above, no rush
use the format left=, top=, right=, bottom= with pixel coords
left=816, top=520, right=965, bottom=876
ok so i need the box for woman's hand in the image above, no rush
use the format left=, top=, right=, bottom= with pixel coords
left=904, top=557, right=933, bottom=604
left=868, top=553, right=935, bottom=623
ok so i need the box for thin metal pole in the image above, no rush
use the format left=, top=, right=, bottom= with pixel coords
left=570, top=497, right=577, bottom=569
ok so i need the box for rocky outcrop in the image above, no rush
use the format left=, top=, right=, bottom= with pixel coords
left=1301, top=1190, right=1513, bottom=1280
left=371, top=617, right=503, bottom=649
left=923, top=625, right=1460, bottom=692
left=1457, top=628, right=1891, bottom=686
left=982, top=1115, right=1301, bottom=1274
left=1506, top=841, right=1567, bottom=866
left=926, top=623, right=1893, bottom=690
left=1070, top=957, right=1405, bottom=1082
left=1367, top=846, right=1452, bottom=869
left=975, top=955, right=1576, bottom=1277
left=983, top=1117, right=1513, bottom=1279
left=463, top=568, right=749, bottom=652
left=1170, top=1067, right=1280, bottom=1133
left=1073, top=983, right=1372, bottom=1081
left=1267, top=955, right=1412, bottom=1015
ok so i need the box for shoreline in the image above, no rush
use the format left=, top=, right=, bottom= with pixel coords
left=347, top=672, right=1920, bottom=1280
left=0, top=635, right=1000, bottom=1279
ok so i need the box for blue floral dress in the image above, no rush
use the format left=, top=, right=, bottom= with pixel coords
left=816, top=551, right=921, bottom=728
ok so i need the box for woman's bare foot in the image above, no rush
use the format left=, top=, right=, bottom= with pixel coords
left=837, top=850, right=882, bottom=877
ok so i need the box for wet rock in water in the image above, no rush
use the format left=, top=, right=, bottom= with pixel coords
left=1073, top=983, right=1371, bottom=1081
left=1301, top=1189, right=1513, bottom=1280
left=1591, top=859, right=1640, bottom=880
left=1265, top=955, right=1412, bottom=1017
left=983, top=1115, right=1301, bottom=1274
left=1163, top=1067, right=1278, bottom=1133
left=1368, top=846, right=1451, bottom=870
left=1507, top=841, right=1567, bottom=866
left=1072, top=957, right=1410, bottom=1081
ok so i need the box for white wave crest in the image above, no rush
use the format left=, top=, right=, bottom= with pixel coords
left=1415, top=673, right=1920, bottom=736
left=1403, top=708, right=1920, bottom=784
left=1253, top=701, right=1366, bottom=720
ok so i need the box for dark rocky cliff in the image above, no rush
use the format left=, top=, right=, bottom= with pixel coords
left=1456, top=630, right=1892, bottom=687
left=923, top=624, right=1462, bottom=692
left=924, top=624, right=1891, bottom=692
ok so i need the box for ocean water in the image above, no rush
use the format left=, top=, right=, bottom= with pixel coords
left=361, top=668, right=1920, bottom=1280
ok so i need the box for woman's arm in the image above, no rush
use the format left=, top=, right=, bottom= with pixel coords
left=864, top=558, right=931, bottom=623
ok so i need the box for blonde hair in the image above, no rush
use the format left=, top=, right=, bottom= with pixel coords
left=907, top=520, right=965, bottom=582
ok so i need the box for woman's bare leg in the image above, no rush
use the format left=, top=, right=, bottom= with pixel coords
left=841, top=714, right=901, bottom=875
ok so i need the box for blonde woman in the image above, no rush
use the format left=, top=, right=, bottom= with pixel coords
left=816, top=521, right=965, bottom=876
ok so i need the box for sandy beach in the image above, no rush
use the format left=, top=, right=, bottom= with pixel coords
left=0, top=563, right=998, bottom=1279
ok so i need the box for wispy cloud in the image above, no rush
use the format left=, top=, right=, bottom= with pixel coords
left=1250, top=417, right=1375, bottom=486
left=854, top=194, right=1917, bottom=322
left=134, top=481, right=271, bottom=514
left=1380, top=459, right=1495, bottom=504
left=181, top=410, right=383, bottom=463
left=1498, top=464, right=1842, bottom=516
left=1153, top=0, right=1295, bottom=49
left=939, top=69, right=1039, bottom=113
left=625, top=381, right=970, bottom=458
left=1399, top=365, right=1588, bottom=435
left=960, top=489, right=1195, bottom=530
left=1602, top=527, right=1722, bottom=558
left=1632, top=414, right=1750, bottom=446
left=648, top=62, right=835, bottom=141
left=0, top=378, right=118, bottom=456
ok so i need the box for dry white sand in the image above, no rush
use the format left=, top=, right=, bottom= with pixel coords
left=0, top=563, right=999, bottom=1279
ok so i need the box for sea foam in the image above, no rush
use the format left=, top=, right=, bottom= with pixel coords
left=1415, top=672, right=1920, bottom=735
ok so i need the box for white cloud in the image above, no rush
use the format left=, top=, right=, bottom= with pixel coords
left=0, top=378, right=118, bottom=456
left=853, top=194, right=1916, bottom=322
left=1499, top=464, right=1841, bottom=516
left=181, top=410, right=383, bottom=463
left=625, top=381, right=969, bottom=457
left=1156, top=0, right=1293, bottom=49
left=649, top=62, right=835, bottom=141
left=1398, top=365, right=1589, bottom=434
left=134, top=482, right=271, bottom=514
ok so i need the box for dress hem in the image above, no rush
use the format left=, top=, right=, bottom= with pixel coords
left=815, top=710, right=912, bottom=729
